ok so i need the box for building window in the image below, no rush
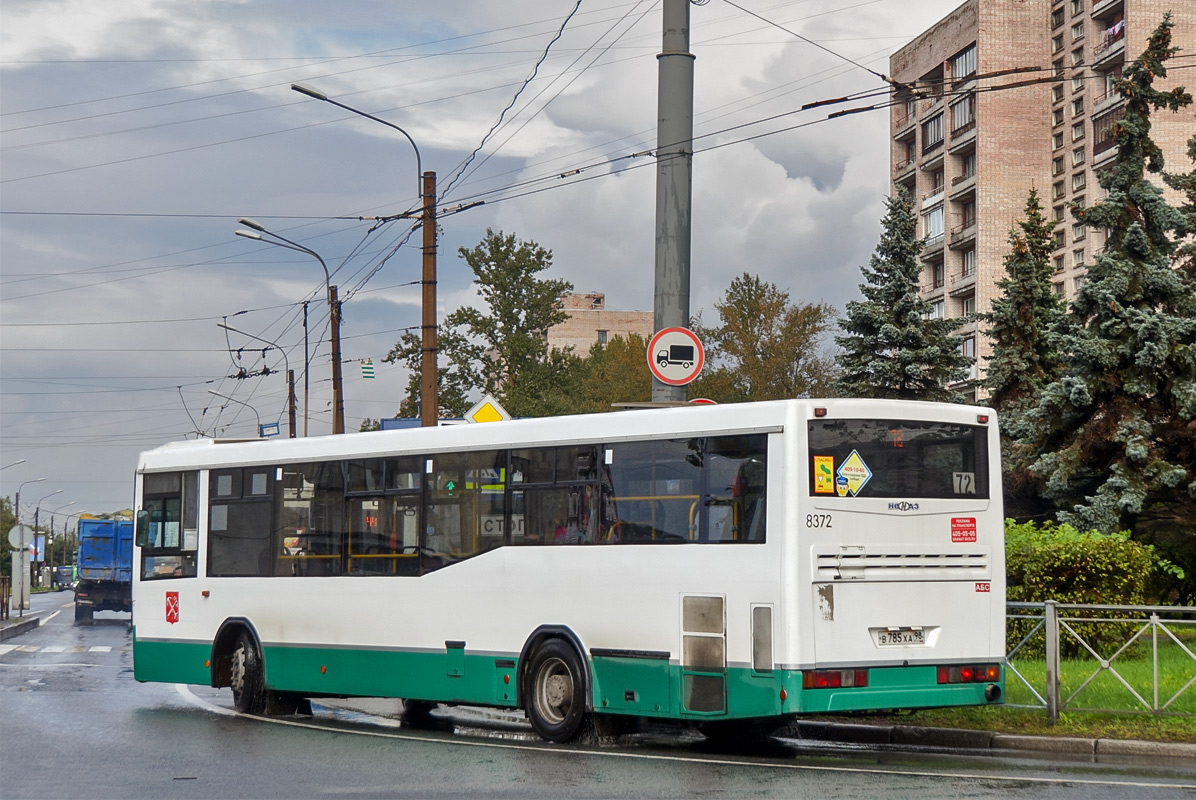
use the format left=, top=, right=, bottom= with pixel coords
left=1073, top=147, right=1086, bottom=166
left=960, top=152, right=976, bottom=178
left=1073, top=248, right=1086, bottom=268
left=962, top=248, right=976, bottom=277
left=961, top=200, right=976, bottom=228
left=1073, top=221, right=1086, bottom=240
left=929, top=261, right=945, bottom=289
left=950, top=94, right=975, bottom=131
left=597, top=330, right=608, bottom=345
left=1072, top=171, right=1086, bottom=190
left=1053, top=35, right=1064, bottom=54
left=1075, top=276, right=1086, bottom=292
left=952, top=44, right=977, bottom=78
left=1072, top=122, right=1085, bottom=141
left=922, top=114, right=944, bottom=152
left=1054, top=281, right=1065, bottom=297
left=1071, top=0, right=1084, bottom=15
left=1072, top=97, right=1084, bottom=116
left=928, top=300, right=945, bottom=319
left=1054, top=205, right=1066, bottom=221
left=923, top=205, right=945, bottom=243
left=1053, top=181, right=1066, bottom=200
left=1074, top=194, right=1085, bottom=210
left=1054, top=255, right=1066, bottom=272
left=1072, top=21, right=1085, bottom=41
left=1054, top=132, right=1065, bottom=150
left=1052, top=8, right=1065, bottom=29
left=961, top=336, right=976, bottom=360
left=1054, top=59, right=1065, bottom=77
left=1053, top=84, right=1065, bottom=103
left=960, top=295, right=976, bottom=316
left=1053, top=156, right=1066, bottom=176
left=1071, top=48, right=1084, bottom=67
left=1053, top=108, right=1065, bottom=126
left=1073, top=74, right=1085, bottom=93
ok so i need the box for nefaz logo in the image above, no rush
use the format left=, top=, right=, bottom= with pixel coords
left=888, top=501, right=920, bottom=511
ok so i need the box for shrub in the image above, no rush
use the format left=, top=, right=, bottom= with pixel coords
left=1005, top=520, right=1167, bottom=657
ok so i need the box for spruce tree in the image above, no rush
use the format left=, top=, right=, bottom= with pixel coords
left=981, top=189, right=1063, bottom=415
left=1025, top=16, right=1196, bottom=534
left=835, top=188, right=972, bottom=402
left=1163, top=132, right=1196, bottom=280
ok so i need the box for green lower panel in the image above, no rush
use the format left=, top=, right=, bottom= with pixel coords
left=266, top=645, right=518, bottom=707
left=133, top=628, right=212, bottom=685
left=133, top=632, right=1001, bottom=723
left=790, top=664, right=1004, bottom=714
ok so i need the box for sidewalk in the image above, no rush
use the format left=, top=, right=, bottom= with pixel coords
left=316, top=698, right=1196, bottom=761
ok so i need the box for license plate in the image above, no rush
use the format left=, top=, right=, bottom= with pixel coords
left=876, top=629, right=925, bottom=646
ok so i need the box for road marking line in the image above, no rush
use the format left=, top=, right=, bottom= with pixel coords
left=16, top=646, right=38, bottom=652
left=40, top=646, right=66, bottom=653
left=176, top=685, right=1196, bottom=792
left=89, top=646, right=112, bottom=653
left=0, top=645, right=16, bottom=656
left=43, top=610, right=61, bottom=624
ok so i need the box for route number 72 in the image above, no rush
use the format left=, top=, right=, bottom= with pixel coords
left=953, top=472, right=976, bottom=495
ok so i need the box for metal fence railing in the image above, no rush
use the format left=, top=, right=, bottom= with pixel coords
left=1006, top=601, right=1196, bottom=723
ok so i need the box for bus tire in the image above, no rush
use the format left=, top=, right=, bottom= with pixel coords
left=230, top=631, right=267, bottom=714
left=525, top=639, right=587, bottom=743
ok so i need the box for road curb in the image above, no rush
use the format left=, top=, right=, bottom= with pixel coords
left=991, top=733, right=1095, bottom=754
left=0, top=615, right=41, bottom=641
left=1096, top=739, right=1196, bottom=759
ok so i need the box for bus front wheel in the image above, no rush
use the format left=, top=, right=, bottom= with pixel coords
left=230, top=632, right=266, bottom=714
left=525, top=639, right=587, bottom=743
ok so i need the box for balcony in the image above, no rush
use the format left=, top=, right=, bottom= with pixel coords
left=1094, top=25, right=1125, bottom=65
left=949, top=221, right=977, bottom=249
left=950, top=168, right=976, bottom=197
left=922, top=185, right=946, bottom=208
left=949, top=122, right=976, bottom=153
left=1093, top=106, right=1125, bottom=158
left=894, top=156, right=916, bottom=180
left=922, top=234, right=946, bottom=257
left=894, top=113, right=916, bottom=140
left=1094, top=85, right=1124, bottom=114
left=950, top=266, right=977, bottom=291
left=1092, top=0, right=1124, bottom=20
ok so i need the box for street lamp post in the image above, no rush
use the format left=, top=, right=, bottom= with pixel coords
left=218, top=322, right=297, bottom=438
left=236, top=221, right=345, bottom=434
left=33, top=489, right=62, bottom=588
left=14, top=477, right=45, bottom=526
left=47, top=501, right=74, bottom=582
left=290, top=82, right=439, bottom=428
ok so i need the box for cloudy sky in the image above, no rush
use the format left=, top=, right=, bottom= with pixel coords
left=1, top=0, right=964, bottom=517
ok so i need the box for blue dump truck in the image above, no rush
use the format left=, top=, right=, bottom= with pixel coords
left=74, top=518, right=133, bottom=623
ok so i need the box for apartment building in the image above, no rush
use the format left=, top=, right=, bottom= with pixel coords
left=890, top=0, right=1194, bottom=397
left=546, top=292, right=653, bottom=353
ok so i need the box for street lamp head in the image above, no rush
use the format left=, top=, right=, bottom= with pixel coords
left=235, top=230, right=263, bottom=241
left=291, top=83, right=328, bottom=101
left=237, top=217, right=266, bottom=232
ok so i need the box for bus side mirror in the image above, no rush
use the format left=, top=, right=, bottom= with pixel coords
left=135, top=510, right=152, bottom=547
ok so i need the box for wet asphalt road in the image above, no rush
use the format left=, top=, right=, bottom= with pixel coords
left=2, top=593, right=1194, bottom=799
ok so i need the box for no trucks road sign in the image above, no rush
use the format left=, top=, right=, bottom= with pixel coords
left=647, top=327, right=705, bottom=386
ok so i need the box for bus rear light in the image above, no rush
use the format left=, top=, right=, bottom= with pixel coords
left=814, top=407, right=827, bottom=417
left=802, top=669, right=868, bottom=689
left=977, top=414, right=989, bottom=424
left=937, top=664, right=1000, bottom=684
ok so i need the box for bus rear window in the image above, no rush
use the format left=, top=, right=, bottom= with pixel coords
left=808, top=419, right=988, bottom=499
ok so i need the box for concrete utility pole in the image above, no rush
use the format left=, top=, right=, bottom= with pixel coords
left=420, top=171, right=439, bottom=428
left=652, top=0, right=696, bottom=404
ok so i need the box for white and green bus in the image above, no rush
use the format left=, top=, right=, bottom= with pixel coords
left=132, top=399, right=1005, bottom=742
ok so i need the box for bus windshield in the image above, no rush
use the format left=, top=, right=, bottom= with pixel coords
left=807, top=418, right=989, bottom=499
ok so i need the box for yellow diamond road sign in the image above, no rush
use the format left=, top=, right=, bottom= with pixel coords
left=466, top=394, right=511, bottom=424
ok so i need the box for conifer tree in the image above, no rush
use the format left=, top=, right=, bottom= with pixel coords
left=1163, top=132, right=1196, bottom=280
left=835, top=188, right=972, bottom=402
left=1025, top=16, right=1196, bottom=534
left=981, top=189, right=1062, bottom=415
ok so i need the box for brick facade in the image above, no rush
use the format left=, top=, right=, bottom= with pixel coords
left=891, top=0, right=1194, bottom=397
left=546, top=293, right=654, bottom=353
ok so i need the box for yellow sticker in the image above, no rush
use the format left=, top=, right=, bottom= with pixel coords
left=814, top=456, right=835, bottom=494
left=836, top=450, right=873, bottom=496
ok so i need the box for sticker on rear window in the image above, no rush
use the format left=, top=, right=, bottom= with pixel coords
left=836, top=450, right=873, bottom=496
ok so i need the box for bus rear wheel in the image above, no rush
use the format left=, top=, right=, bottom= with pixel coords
left=525, top=639, right=587, bottom=743
left=230, top=632, right=266, bottom=714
